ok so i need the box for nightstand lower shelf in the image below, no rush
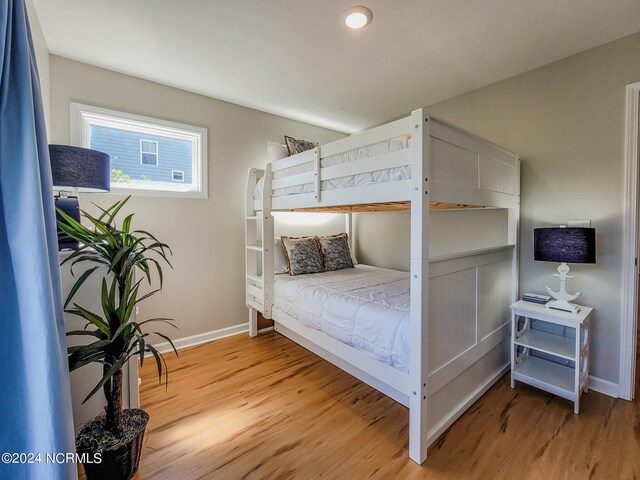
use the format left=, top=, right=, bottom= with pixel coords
left=514, top=329, right=575, bottom=360
left=513, top=356, right=574, bottom=400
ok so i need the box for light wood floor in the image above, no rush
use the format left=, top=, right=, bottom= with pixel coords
left=133, top=332, right=640, bottom=480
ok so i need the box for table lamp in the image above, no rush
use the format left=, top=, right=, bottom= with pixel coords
left=49, top=144, right=111, bottom=251
left=534, top=226, right=596, bottom=313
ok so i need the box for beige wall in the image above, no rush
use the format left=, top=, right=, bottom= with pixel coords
left=25, top=0, right=49, bottom=133
left=357, top=32, right=640, bottom=385
left=355, top=209, right=509, bottom=271
left=49, top=55, right=344, bottom=340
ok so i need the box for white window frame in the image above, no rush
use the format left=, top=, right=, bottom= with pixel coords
left=139, top=139, right=159, bottom=167
left=70, top=102, right=208, bottom=198
left=172, top=170, right=185, bottom=182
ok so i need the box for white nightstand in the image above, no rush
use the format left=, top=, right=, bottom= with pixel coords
left=509, top=300, right=593, bottom=414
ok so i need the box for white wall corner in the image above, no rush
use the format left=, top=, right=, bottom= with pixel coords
left=25, top=0, right=51, bottom=136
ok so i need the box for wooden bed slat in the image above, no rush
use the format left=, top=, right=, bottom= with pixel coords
left=290, top=201, right=484, bottom=213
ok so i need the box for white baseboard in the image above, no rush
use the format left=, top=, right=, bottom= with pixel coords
left=588, top=376, right=619, bottom=398
left=151, top=322, right=249, bottom=355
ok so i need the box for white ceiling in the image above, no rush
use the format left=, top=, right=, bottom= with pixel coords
left=33, top=0, right=640, bottom=133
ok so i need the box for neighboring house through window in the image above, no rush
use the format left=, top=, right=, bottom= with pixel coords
left=140, top=139, right=158, bottom=166
left=70, top=102, right=208, bottom=198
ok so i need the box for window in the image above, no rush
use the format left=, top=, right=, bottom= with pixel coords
left=140, top=139, right=158, bottom=166
left=70, top=102, right=208, bottom=198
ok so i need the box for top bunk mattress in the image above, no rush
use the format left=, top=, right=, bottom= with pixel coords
left=255, top=136, right=410, bottom=200
left=273, top=264, right=410, bottom=373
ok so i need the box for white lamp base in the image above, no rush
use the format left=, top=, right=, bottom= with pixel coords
left=545, top=262, right=581, bottom=314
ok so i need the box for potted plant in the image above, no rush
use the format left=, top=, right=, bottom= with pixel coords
left=58, top=196, right=177, bottom=480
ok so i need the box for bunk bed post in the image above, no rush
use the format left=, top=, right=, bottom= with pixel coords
left=344, top=213, right=355, bottom=257
left=248, top=309, right=258, bottom=337
left=409, top=108, right=431, bottom=464
left=509, top=159, right=521, bottom=304
left=262, top=163, right=274, bottom=319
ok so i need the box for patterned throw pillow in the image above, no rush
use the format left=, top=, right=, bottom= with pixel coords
left=284, top=135, right=318, bottom=156
left=318, top=233, right=354, bottom=272
left=281, top=236, right=324, bottom=276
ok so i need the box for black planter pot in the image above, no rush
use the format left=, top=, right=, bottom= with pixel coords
left=78, top=409, right=149, bottom=480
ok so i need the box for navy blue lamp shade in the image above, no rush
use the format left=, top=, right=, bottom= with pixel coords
left=49, top=144, right=111, bottom=192
left=534, top=227, right=596, bottom=264
left=49, top=145, right=111, bottom=250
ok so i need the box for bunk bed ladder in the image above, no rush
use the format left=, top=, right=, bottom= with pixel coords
left=245, top=166, right=274, bottom=336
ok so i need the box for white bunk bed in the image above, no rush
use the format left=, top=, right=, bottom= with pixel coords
left=244, top=108, right=520, bottom=464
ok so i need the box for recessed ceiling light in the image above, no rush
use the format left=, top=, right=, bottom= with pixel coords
left=342, top=6, right=373, bottom=29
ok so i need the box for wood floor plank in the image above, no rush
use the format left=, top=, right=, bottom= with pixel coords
left=125, top=331, right=640, bottom=479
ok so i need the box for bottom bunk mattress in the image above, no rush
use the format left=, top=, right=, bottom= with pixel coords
left=273, top=264, right=410, bottom=373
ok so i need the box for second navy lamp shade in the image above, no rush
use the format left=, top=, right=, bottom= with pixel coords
left=49, top=144, right=110, bottom=251
left=49, top=144, right=111, bottom=192
left=534, top=227, right=596, bottom=264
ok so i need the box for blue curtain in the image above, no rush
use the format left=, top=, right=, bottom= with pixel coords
left=0, top=1, right=77, bottom=479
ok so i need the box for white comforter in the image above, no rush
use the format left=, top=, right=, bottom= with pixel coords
left=274, top=265, right=411, bottom=372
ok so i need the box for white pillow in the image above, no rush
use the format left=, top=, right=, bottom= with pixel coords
left=267, top=141, right=288, bottom=162
left=253, top=176, right=265, bottom=200
left=274, top=237, right=289, bottom=274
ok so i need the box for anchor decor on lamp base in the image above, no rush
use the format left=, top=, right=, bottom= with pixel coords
left=546, top=262, right=581, bottom=313
left=534, top=226, right=596, bottom=314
